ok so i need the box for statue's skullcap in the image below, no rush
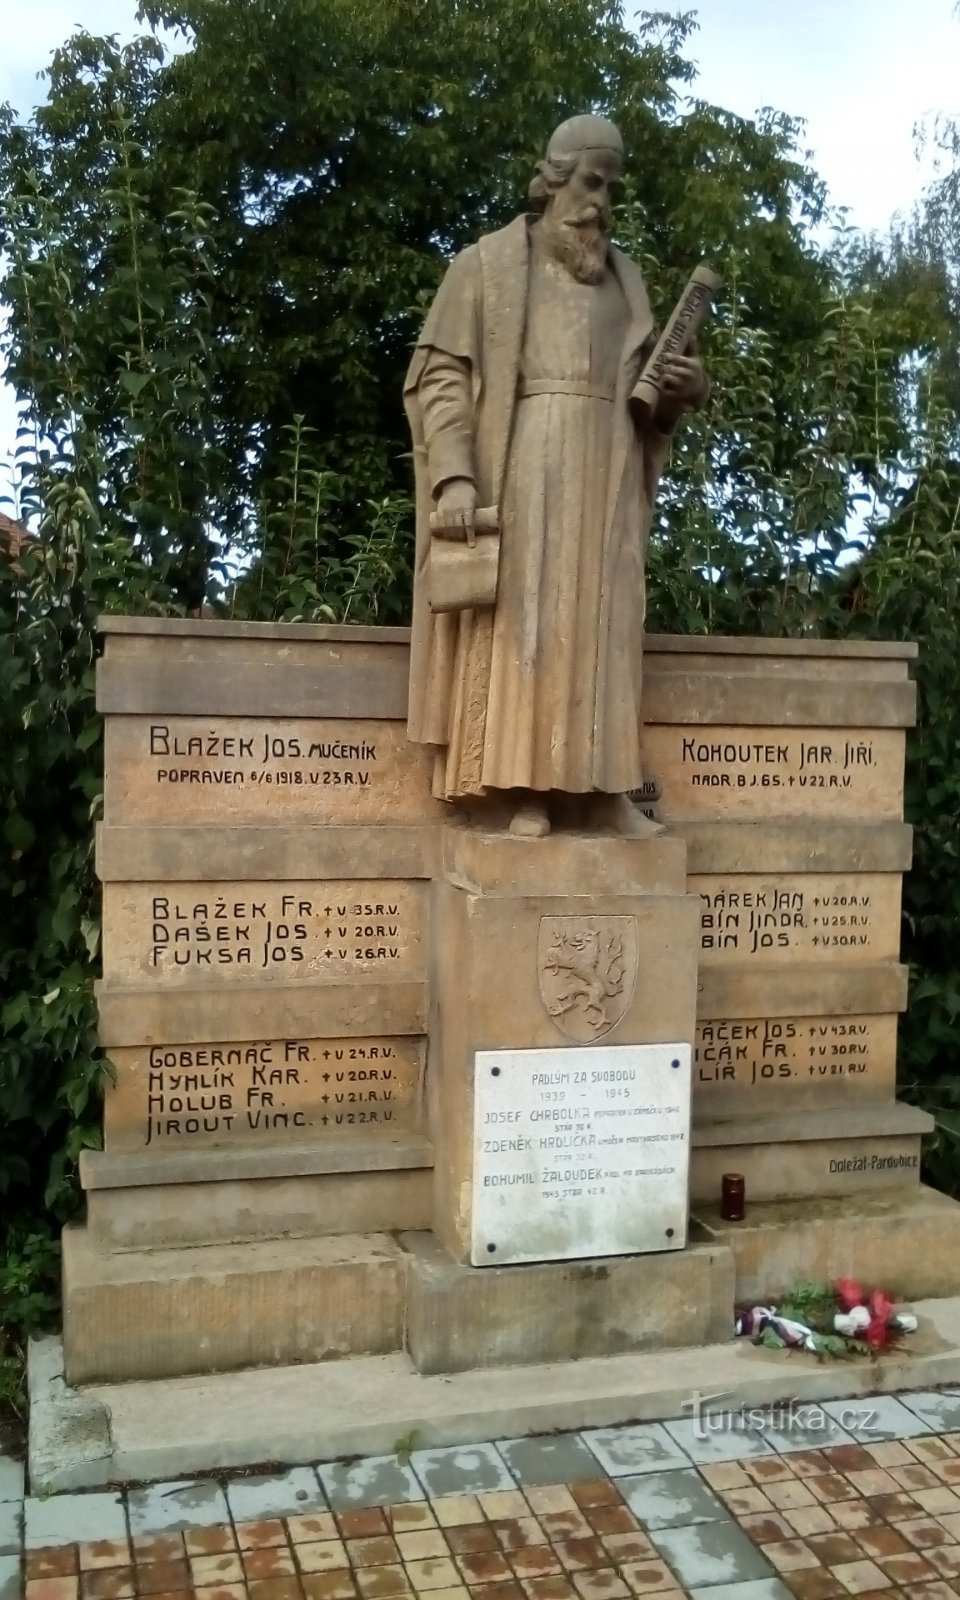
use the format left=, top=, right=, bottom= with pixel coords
left=546, top=115, right=624, bottom=161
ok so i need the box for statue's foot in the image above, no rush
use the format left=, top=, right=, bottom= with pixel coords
left=593, top=793, right=664, bottom=837
left=508, top=800, right=551, bottom=838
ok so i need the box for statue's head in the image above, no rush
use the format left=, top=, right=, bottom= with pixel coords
left=529, top=115, right=624, bottom=284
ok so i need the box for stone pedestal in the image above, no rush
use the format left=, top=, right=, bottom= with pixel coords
left=402, top=1230, right=733, bottom=1373
left=694, top=1186, right=960, bottom=1304
left=428, top=826, right=699, bottom=1264
left=57, top=618, right=960, bottom=1394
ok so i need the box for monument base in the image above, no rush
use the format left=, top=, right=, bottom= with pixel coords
left=62, top=1186, right=960, bottom=1385
left=61, top=1225, right=406, bottom=1384
left=690, top=1102, right=932, bottom=1202
left=32, top=1286, right=960, bottom=1490
left=694, top=1184, right=960, bottom=1304
left=429, top=825, right=700, bottom=1264
left=401, top=1230, right=733, bottom=1373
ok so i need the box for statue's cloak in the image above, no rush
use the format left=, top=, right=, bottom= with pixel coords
left=405, top=214, right=669, bottom=797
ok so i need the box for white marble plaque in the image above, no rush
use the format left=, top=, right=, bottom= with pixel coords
left=471, top=1044, right=691, bottom=1267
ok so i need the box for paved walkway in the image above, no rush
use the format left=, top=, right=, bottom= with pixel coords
left=4, top=1388, right=960, bottom=1600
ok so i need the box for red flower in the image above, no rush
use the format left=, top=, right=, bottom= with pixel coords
left=836, top=1277, right=866, bottom=1311
left=865, top=1289, right=894, bottom=1350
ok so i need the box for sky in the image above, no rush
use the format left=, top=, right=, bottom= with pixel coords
left=1, top=0, right=959, bottom=511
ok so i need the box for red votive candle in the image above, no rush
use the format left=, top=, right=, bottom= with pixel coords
left=721, top=1172, right=746, bottom=1222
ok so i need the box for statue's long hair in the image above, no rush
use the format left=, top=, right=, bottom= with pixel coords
left=527, top=152, right=579, bottom=211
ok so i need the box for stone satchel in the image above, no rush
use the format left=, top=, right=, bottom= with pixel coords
left=427, top=507, right=500, bottom=613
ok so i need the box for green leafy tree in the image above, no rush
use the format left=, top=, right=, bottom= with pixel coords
left=2, top=2, right=850, bottom=608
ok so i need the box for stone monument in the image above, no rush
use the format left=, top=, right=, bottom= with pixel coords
left=404, top=113, right=706, bottom=1266
left=406, top=114, right=707, bottom=838
left=55, top=116, right=960, bottom=1426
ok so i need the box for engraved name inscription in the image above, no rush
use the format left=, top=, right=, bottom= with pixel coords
left=692, top=874, right=901, bottom=963
left=828, top=1150, right=918, bottom=1176
left=101, top=879, right=425, bottom=984
left=103, top=717, right=443, bottom=824
left=694, top=1014, right=898, bottom=1101
left=103, top=1036, right=424, bottom=1151
left=640, top=725, right=905, bottom=821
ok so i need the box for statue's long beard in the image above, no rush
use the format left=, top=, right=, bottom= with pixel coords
left=541, top=218, right=608, bottom=285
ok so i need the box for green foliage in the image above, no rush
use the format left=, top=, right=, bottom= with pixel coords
left=392, top=1428, right=422, bottom=1466
left=230, top=418, right=413, bottom=623
left=749, top=1284, right=868, bottom=1361
left=0, top=1224, right=61, bottom=1433
left=841, top=456, right=960, bottom=1195
left=775, top=1281, right=839, bottom=1327
left=1, top=526, right=119, bottom=1227
left=0, top=2, right=842, bottom=608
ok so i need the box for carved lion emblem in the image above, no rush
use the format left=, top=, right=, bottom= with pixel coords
left=537, top=916, right=638, bottom=1042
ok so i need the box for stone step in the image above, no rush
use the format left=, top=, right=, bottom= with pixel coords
left=30, top=1284, right=960, bottom=1491
left=64, top=1182, right=960, bottom=1387
left=680, top=820, right=913, bottom=874
left=81, top=1134, right=434, bottom=1250
left=96, top=978, right=428, bottom=1047
left=61, top=1225, right=404, bottom=1384
left=694, top=1183, right=960, bottom=1303
left=96, top=818, right=915, bottom=884
left=401, top=1231, right=733, bottom=1374
left=689, top=1100, right=930, bottom=1203
left=81, top=1131, right=433, bottom=1188
left=64, top=1218, right=735, bottom=1384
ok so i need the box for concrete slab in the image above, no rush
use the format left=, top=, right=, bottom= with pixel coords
left=27, top=1333, right=113, bottom=1494
left=689, top=1584, right=792, bottom=1600
left=126, top=1477, right=231, bottom=1534
left=619, top=1469, right=729, bottom=1528
left=28, top=1292, right=960, bottom=1489
left=581, top=1423, right=692, bottom=1478
left=661, top=1419, right=776, bottom=1465
left=225, top=1466, right=326, bottom=1521
left=896, top=1390, right=960, bottom=1432
left=24, top=1489, right=126, bottom=1547
left=409, top=1443, right=513, bottom=1497
left=0, top=1461, right=22, bottom=1505
left=0, top=1502, right=20, bottom=1558
left=318, top=1456, right=424, bottom=1509
left=0, top=1556, right=19, bottom=1600
left=821, top=1394, right=935, bottom=1441
left=496, top=1433, right=603, bottom=1486
left=651, top=1521, right=774, bottom=1587
left=754, top=1406, right=856, bottom=1454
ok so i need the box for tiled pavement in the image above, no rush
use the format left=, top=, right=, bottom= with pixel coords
left=5, top=1389, right=960, bottom=1600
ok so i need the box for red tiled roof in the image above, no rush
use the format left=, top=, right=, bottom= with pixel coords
left=0, top=510, right=32, bottom=557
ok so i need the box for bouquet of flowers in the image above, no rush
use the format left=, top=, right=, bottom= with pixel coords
left=735, top=1278, right=917, bottom=1360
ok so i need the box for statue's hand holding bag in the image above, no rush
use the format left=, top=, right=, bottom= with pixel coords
left=427, top=478, right=500, bottom=614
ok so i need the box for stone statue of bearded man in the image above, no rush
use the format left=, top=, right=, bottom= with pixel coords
left=405, top=114, right=708, bottom=838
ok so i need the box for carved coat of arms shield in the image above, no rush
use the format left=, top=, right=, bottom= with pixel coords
left=537, top=915, right=639, bottom=1042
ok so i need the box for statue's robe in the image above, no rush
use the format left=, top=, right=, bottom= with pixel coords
left=406, top=214, right=672, bottom=799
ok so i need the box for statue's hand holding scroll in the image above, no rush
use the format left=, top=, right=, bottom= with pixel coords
left=660, top=352, right=707, bottom=411
left=428, top=480, right=500, bottom=614
left=631, top=263, right=718, bottom=426
left=435, top=477, right=478, bottom=544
